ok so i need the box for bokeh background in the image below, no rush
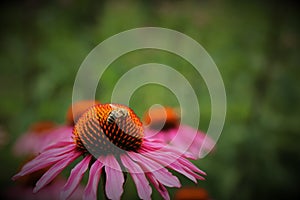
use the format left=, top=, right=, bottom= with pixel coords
left=1, top=0, right=299, bottom=199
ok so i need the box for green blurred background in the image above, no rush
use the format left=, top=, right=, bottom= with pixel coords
left=1, top=0, right=299, bottom=199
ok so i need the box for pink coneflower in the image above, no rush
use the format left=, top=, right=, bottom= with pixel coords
left=13, top=103, right=206, bottom=200
left=143, top=106, right=215, bottom=158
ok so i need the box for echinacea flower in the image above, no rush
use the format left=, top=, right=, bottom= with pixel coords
left=143, top=106, right=215, bottom=158
left=13, top=103, right=206, bottom=200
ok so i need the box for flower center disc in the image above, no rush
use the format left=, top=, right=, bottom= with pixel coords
left=73, top=104, right=144, bottom=156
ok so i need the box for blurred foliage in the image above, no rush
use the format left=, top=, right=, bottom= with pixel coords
left=1, top=0, right=300, bottom=199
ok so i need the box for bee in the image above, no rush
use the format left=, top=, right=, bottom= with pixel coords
left=107, top=107, right=128, bottom=125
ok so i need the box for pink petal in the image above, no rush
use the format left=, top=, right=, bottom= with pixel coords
left=33, top=151, right=81, bottom=193
left=40, top=142, right=76, bottom=159
left=128, top=152, right=180, bottom=188
left=170, top=163, right=197, bottom=182
left=60, top=155, right=92, bottom=200
left=144, top=125, right=215, bottom=159
left=121, top=155, right=152, bottom=200
left=102, top=155, right=124, bottom=200
left=170, top=125, right=215, bottom=158
left=194, top=133, right=215, bottom=157
left=13, top=126, right=74, bottom=156
left=43, top=140, right=75, bottom=152
left=12, top=151, right=71, bottom=180
left=144, top=150, right=206, bottom=182
left=146, top=173, right=170, bottom=200
left=145, top=152, right=197, bottom=182
left=83, top=160, right=103, bottom=200
left=141, top=138, right=165, bottom=150
left=177, top=156, right=206, bottom=176
left=36, top=126, right=74, bottom=154
left=181, top=165, right=206, bottom=181
left=140, top=138, right=195, bottom=160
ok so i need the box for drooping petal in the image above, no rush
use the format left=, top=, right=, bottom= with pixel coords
left=83, top=160, right=103, bottom=200
left=12, top=151, right=72, bottom=180
left=121, top=154, right=152, bottom=200
left=128, top=152, right=180, bottom=188
left=141, top=140, right=206, bottom=175
left=43, top=140, right=75, bottom=152
left=140, top=137, right=195, bottom=159
left=37, top=126, right=74, bottom=154
left=146, top=173, right=170, bottom=200
left=39, top=142, right=77, bottom=159
left=60, top=155, right=92, bottom=200
left=180, top=165, right=206, bottom=181
left=170, top=163, right=197, bottom=182
left=177, top=156, right=206, bottom=176
left=102, top=155, right=124, bottom=200
left=33, top=151, right=81, bottom=193
left=144, top=152, right=197, bottom=182
left=143, top=150, right=206, bottom=182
